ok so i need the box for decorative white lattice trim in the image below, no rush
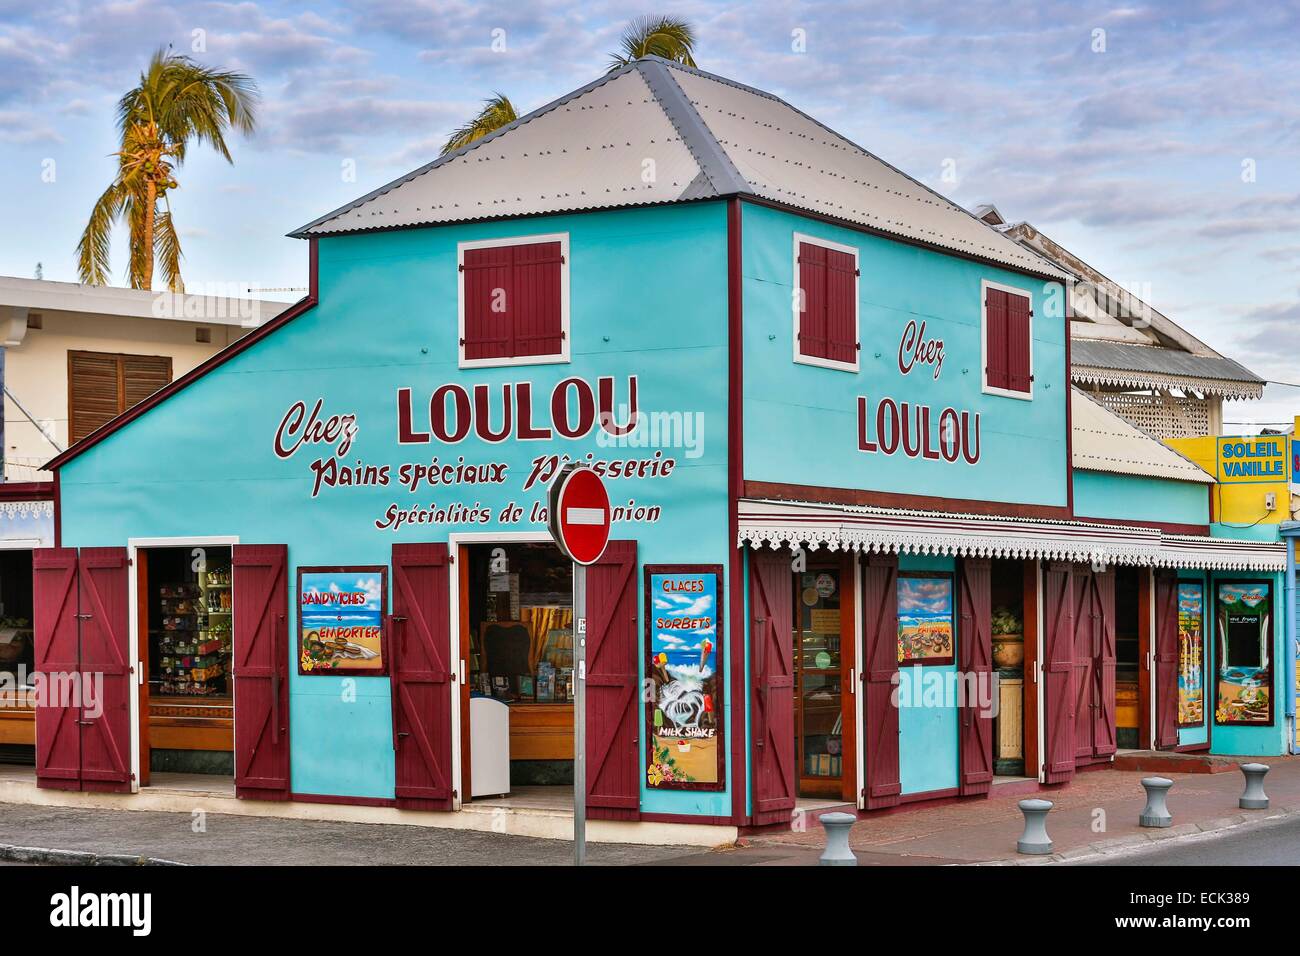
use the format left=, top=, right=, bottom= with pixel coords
left=0, top=500, right=53, bottom=520
left=737, top=500, right=1285, bottom=571
left=1072, top=366, right=1263, bottom=400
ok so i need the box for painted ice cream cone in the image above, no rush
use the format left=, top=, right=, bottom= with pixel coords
left=698, top=639, right=712, bottom=670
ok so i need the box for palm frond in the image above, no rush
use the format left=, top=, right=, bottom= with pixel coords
left=441, top=93, right=518, bottom=154
left=608, top=15, right=697, bottom=71
left=76, top=180, right=128, bottom=286
left=154, top=206, right=185, bottom=293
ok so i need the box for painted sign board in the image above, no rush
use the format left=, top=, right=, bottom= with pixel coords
left=1216, top=436, right=1287, bottom=484
left=645, top=565, right=724, bottom=790
left=298, top=567, right=387, bottom=674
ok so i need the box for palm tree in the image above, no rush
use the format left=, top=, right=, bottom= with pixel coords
left=439, top=15, right=698, bottom=156
left=77, top=49, right=258, bottom=291
left=607, top=15, right=697, bottom=71
left=441, top=93, right=518, bottom=154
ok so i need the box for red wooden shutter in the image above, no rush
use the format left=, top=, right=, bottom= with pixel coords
left=1072, top=569, right=1096, bottom=760
left=825, top=248, right=858, bottom=365
left=390, top=543, right=454, bottom=810
left=958, top=558, right=993, bottom=796
left=585, top=540, right=640, bottom=820
left=1005, top=292, right=1032, bottom=393
left=1092, top=568, right=1117, bottom=758
left=33, top=548, right=81, bottom=791
left=1041, top=563, right=1076, bottom=783
left=797, top=242, right=828, bottom=361
left=862, top=554, right=901, bottom=809
left=985, top=288, right=1010, bottom=390
left=462, top=245, right=514, bottom=361
left=233, top=545, right=291, bottom=800
left=1153, top=570, right=1179, bottom=749
left=511, top=241, right=564, bottom=358
left=77, top=548, right=132, bottom=793
left=749, top=549, right=794, bottom=824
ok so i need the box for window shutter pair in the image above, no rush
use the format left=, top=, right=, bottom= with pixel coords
left=68, top=351, right=173, bottom=442
left=985, top=288, right=1032, bottom=394
left=798, top=241, right=858, bottom=365
left=462, top=240, right=564, bottom=361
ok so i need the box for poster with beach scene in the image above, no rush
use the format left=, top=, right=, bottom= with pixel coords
left=1177, top=582, right=1204, bottom=727
left=298, top=567, right=387, bottom=675
left=897, top=574, right=955, bottom=665
left=1214, top=582, right=1272, bottom=725
left=644, top=565, right=724, bottom=790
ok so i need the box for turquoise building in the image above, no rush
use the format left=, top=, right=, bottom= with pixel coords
left=34, top=58, right=1287, bottom=838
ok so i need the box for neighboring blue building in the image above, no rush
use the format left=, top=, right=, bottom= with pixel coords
left=33, top=57, right=1287, bottom=840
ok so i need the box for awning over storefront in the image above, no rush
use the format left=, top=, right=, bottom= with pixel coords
left=737, top=499, right=1285, bottom=571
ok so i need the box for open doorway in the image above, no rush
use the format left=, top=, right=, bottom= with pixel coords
left=0, top=549, right=35, bottom=769
left=1114, top=566, right=1141, bottom=749
left=137, top=544, right=234, bottom=792
left=990, top=559, right=1026, bottom=777
left=461, top=541, right=573, bottom=805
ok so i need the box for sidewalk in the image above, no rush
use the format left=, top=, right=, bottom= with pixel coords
left=740, top=755, right=1300, bottom=865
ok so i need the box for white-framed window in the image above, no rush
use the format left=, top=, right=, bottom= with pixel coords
left=792, top=232, right=860, bottom=372
left=457, top=232, right=570, bottom=368
left=980, top=278, right=1034, bottom=400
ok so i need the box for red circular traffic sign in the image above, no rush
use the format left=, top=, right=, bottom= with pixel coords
left=548, top=464, right=611, bottom=566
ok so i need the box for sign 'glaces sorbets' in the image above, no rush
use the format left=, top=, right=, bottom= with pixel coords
left=298, top=567, right=387, bottom=675
left=645, top=566, right=725, bottom=791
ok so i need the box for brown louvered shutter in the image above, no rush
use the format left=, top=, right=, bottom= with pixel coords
left=462, top=240, right=563, bottom=362
left=796, top=242, right=828, bottom=360
left=68, top=350, right=172, bottom=442
left=984, top=288, right=1010, bottom=391
left=121, top=354, right=172, bottom=408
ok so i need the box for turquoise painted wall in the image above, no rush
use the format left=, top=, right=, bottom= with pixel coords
left=58, top=202, right=736, bottom=815
left=897, top=554, right=959, bottom=795
left=740, top=203, right=1069, bottom=508
left=1208, top=570, right=1288, bottom=756
left=1073, top=470, right=1209, bottom=526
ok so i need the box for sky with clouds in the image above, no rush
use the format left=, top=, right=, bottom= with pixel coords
left=2, top=1, right=1298, bottom=424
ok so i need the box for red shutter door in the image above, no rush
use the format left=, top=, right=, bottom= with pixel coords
left=1153, top=570, right=1179, bottom=749
left=1041, top=563, right=1076, bottom=783
left=1092, top=568, right=1117, bottom=758
left=958, top=558, right=993, bottom=796
left=33, top=548, right=81, bottom=791
left=825, top=248, right=858, bottom=365
left=749, top=549, right=795, bottom=824
left=77, top=548, right=132, bottom=792
left=390, top=543, right=454, bottom=810
left=1071, top=569, right=1096, bottom=760
left=985, top=288, right=1009, bottom=390
left=797, top=242, right=828, bottom=360
left=511, top=241, right=564, bottom=358
left=1006, top=292, right=1032, bottom=393
left=585, top=540, right=640, bottom=820
left=462, top=245, right=514, bottom=361
left=232, top=545, right=291, bottom=800
left=862, top=554, right=901, bottom=809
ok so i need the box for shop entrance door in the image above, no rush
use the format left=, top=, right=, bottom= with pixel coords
left=1071, top=566, right=1116, bottom=763
left=33, top=547, right=133, bottom=793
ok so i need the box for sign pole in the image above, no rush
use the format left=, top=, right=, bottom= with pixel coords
left=573, top=562, right=586, bottom=867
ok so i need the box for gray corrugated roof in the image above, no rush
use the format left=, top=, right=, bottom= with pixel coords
left=1071, top=340, right=1262, bottom=384
left=291, top=58, right=1067, bottom=280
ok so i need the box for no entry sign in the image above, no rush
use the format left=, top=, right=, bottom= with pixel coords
left=548, top=463, right=611, bottom=566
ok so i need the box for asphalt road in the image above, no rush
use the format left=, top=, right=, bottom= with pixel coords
left=1082, top=813, right=1300, bottom=866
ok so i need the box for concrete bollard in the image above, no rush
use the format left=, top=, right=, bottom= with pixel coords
left=818, top=812, right=858, bottom=866
left=1239, top=763, right=1270, bottom=810
left=1017, top=798, right=1054, bottom=855
left=1139, top=776, right=1174, bottom=827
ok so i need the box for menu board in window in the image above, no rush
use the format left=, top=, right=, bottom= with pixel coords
left=1214, top=581, right=1272, bottom=726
